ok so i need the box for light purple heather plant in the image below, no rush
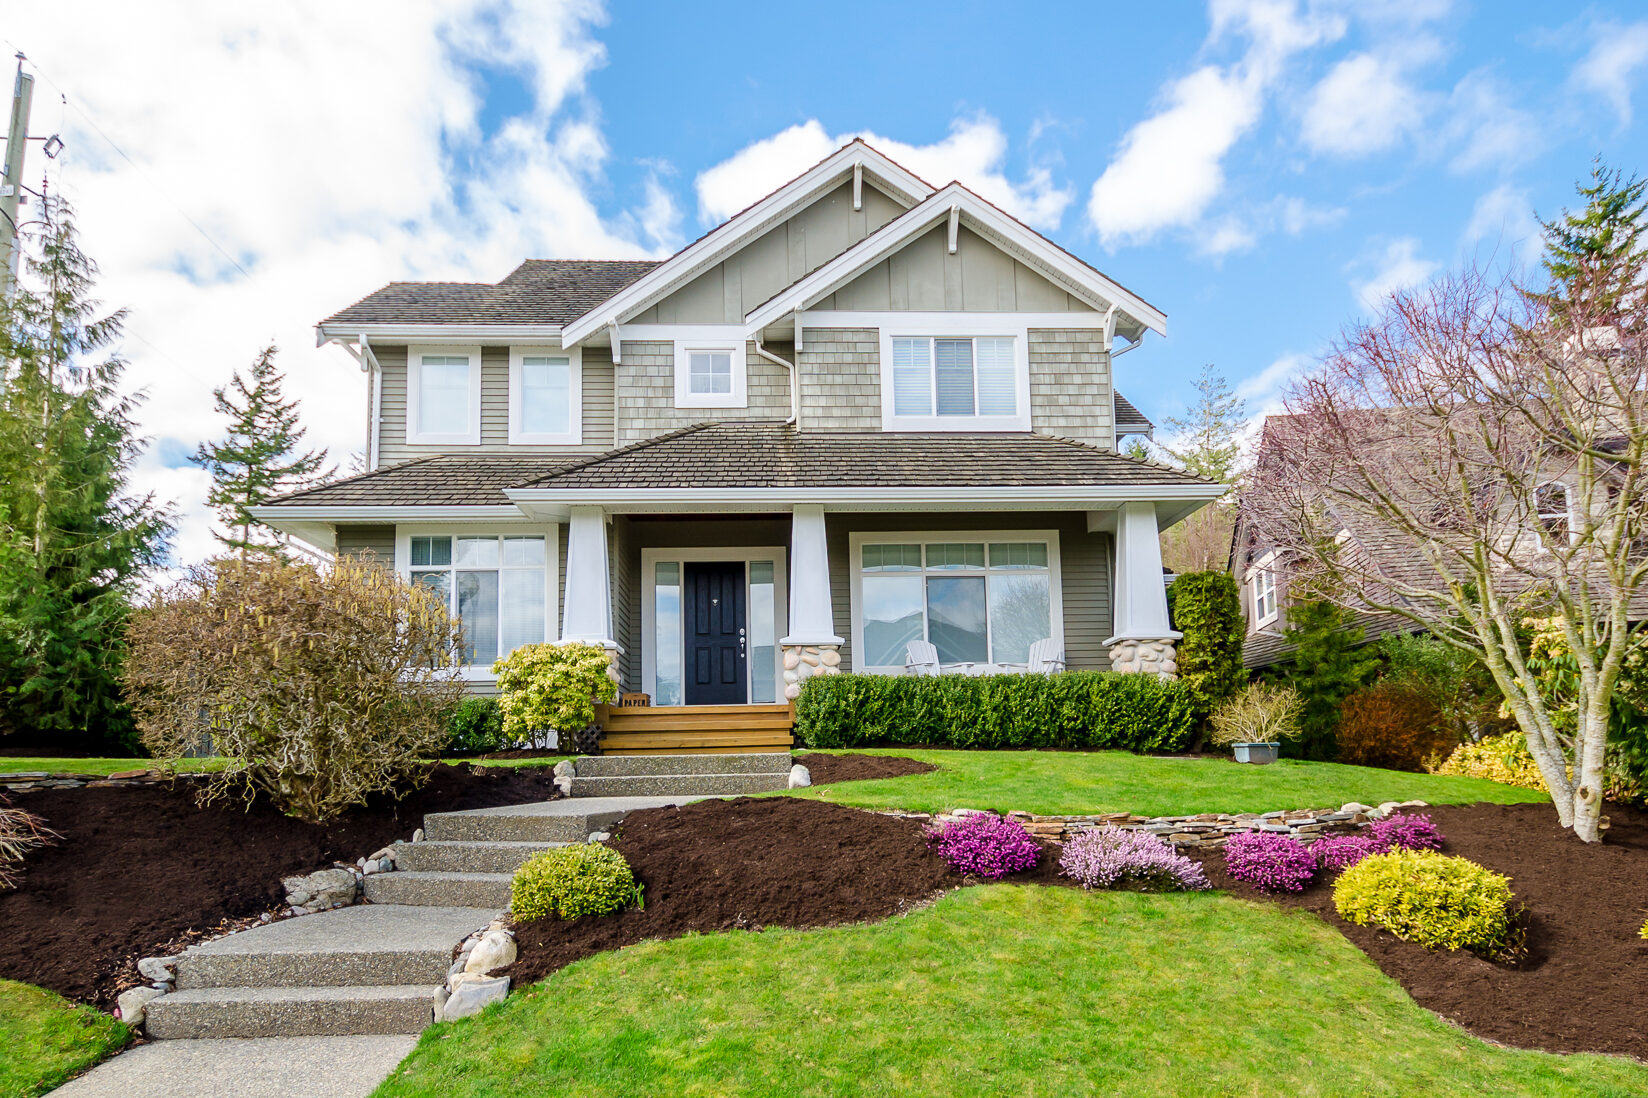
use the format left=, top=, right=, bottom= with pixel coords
left=1368, top=812, right=1445, bottom=853
left=1313, top=832, right=1380, bottom=873
left=1058, top=825, right=1211, bottom=893
left=924, top=813, right=1041, bottom=880
left=1223, top=831, right=1317, bottom=892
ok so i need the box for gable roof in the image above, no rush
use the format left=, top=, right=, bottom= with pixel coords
left=742, top=181, right=1166, bottom=341
left=1113, top=392, right=1154, bottom=436
left=557, top=141, right=935, bottom=346
left=318, top=260, right=660, bottom=332
left=263, top=455, right=580, bottom=508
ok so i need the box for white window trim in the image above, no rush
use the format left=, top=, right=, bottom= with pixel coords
left=394, top=523, right=560, bottom=681
left=1250, top=549, right=1279, bottom=628
left=405, top=345, right=482, bottom=446
left=877, top=319, right=1032, bottom=431
left=1535, top=480, right=1577, bottom=547
left=640, top=547, right=788, bottom=706
left=508, top=346, right=582, bottom=445
left=848, top=530, right=1063, bottom=675
left=673, top=334, right=748, bottom=409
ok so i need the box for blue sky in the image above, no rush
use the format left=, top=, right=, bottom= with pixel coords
left=12, top=0, right=1648, bottom=562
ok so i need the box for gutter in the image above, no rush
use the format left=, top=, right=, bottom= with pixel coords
left=753, top=339, right=799, bottom=426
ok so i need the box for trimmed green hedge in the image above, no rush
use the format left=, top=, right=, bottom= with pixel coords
left=794, top=671, right=1197, bottom=752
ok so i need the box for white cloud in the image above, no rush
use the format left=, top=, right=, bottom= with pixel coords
left=1236, top=351, right=1313, bottom=424
left=693, top=114, right=1074, bottom=231
left=1463, top=183, right=1541, bottom=252
left=1088, top=0, right=1345, bottom=247
left=1196, top=195, right=1344, bottom=257
left=1438, top=71, right=1536, bottom=175
left=1301, top=52, right=1425, bottom=156
left=1351, top=237, right=1440, bottom=308
left=9, top=0, right=669, bottom=568
left=1571, top=21, right=1648, bottom=126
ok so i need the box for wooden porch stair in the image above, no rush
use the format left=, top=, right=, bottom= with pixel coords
left=595, top=703, right=795, bottom=755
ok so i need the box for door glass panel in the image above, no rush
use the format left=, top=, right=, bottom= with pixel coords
left=499, top=569, right=545, bottom=657
left=862, top=574, right=924, bottom=667
left=989, top=574, right=1050, bottom=663
left=926, top=576, right=987, bottom=663
left=457, top=571, right=499, bottom=666
left=654, top=562, right=682, bottom=706
left=749, top=560, right=776, bottom=705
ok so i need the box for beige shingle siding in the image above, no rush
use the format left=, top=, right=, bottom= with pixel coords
left=336, top=525, right=396, bottom=567
left=376, top=344, right=617, bottom=467
left=1029, top=330, right=1113, bottom=450
left=797, top=329, right=880, bottom=430
left=614, top=340, right=793, bottom=445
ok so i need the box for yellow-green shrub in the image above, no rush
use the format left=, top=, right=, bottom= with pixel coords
left=1333, top=850, right=1517, bottom=959
left=1433, top=732, right=1546, bottom=791
left=492, top=641, right=617, bottom=745
left=510, top=843, right=635, bottom=922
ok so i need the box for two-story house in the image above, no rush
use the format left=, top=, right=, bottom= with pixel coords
left=256, top=141, right=1223, bottom=747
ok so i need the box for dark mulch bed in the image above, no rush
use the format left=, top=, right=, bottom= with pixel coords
left=0, top=763, right=560, bottom=1008
left=504, top=797, right=957, bottom=985
left=1192, top=802, right=1648, bottom=1061
left=801, top=752, right=937, bottom=784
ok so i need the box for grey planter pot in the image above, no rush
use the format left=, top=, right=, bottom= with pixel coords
left=1232, top=742, right=1281, bottom=765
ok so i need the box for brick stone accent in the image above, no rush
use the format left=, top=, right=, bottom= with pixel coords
left=782, top=643, right=841, bottom=701
left=1107, top=637, right=1178, bottom=679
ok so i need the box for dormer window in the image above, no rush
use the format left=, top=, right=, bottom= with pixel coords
left=1535, top=481, right=1573, bottom=543
left=406, top=345, right=481, bottom=446
left=509, top=348, right=581, bottom=445
left=879, top=323, right=1031, bottom=431
left=673, top=335, right=747, bottom=409
left=1250, top=550, right=1279, bottom=627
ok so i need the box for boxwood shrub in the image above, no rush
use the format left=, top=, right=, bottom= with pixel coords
left=510, top=843, right=636, bottom=923
left=793, top=671, right=1197, bottom=752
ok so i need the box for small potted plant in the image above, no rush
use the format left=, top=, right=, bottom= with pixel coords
left=1209, top=682, right=1303, bottom=764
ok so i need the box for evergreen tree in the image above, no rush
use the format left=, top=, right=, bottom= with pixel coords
left=191, top=345, right=330, bottom=558
left=1161, top=365, right=1246, bottom=482
left=1535, top=159, right=1647, bottom=318
left=0, top=199, right=171, bottom=748
left=1121, top=436, right=1153, bottom=462
left=1281, top=600, right=1381, bottom=761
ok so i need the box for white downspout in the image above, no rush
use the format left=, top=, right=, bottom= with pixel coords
left=754, top=338, right=799, bottom=426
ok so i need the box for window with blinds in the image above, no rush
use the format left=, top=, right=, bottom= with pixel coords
left=890, top=336, right=1018, bottom=419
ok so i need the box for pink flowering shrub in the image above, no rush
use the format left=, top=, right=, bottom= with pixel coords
left=1313, top=833, right=1379, bottom=873
left=1369, top=813, right=1445, bottom=853
left=924, top=813, right=1041, bottom=879
left=1059, top=825, right=1210, bottom=892
left=1223, top=831, right=1317, bottom=892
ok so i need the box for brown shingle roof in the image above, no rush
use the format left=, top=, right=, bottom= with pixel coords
left=1113, top=391, right=1153, bottom=435
left=264, top=456, right=580, bottom=507
left=320, top=259, right=661, bottom=328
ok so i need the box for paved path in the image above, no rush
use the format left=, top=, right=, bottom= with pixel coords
left=51, top=1035, right=417, bottom=1097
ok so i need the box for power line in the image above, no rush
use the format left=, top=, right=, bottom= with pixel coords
left=3, top=42, right=255, bottom=282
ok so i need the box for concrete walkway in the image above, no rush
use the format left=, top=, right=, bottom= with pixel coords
left=51, top=1035, right=417, bottom=1098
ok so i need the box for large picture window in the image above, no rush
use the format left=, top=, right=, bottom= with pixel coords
left=406, top=345, right=481, bottom=445
left=853, top=535, right=1060, bottom=671
left=408, top=533, right=548, bottom=668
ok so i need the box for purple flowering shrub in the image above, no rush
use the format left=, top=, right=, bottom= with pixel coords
left=924, top=813, right=1041, bottom=879
left=1313, top=833, right=1379, bottom=873
left=1059, top=826, right=1210, bottom=892
left=1223, top=831, right=1317, bottom=892
left=1369, top=813, right=1445, bottom=853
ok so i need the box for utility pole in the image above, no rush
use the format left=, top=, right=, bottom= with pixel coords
left=2, top=53, right=34, bottom=298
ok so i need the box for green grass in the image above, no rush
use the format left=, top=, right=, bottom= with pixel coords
left=782, top=748, right=1549, bottom=816
left=0, top=981, right=127, bottom=1098
left=0, top=758, right=220, bottom=776
left=374, top=885, right=1644, bottom=1098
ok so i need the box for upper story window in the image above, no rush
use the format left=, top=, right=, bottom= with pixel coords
left=879, top=326, right=1031, bottom=431
left=1250, top=550, right=1279, bottom=627
left=509, top=348, right=582, bottom=445
left=406, top=345, right=481, bottom=446
left=1535, top=481, right=1573, bottom=543
left=673, top=335, right=747, bottom=409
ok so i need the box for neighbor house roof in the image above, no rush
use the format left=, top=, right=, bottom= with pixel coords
left=1113, top=392, right=1153, bottom=436
left=320, top=260, right=661, bottom=329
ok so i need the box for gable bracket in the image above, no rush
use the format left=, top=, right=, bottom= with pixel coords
left=947, top=205, right=960, bottom=255
left=853, top=163, right=863, bottom=212
left=607, top=319, right=622, bottom=366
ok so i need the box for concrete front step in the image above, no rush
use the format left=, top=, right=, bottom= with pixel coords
left=569, top=772, right=788, bottom=797
left=572, top=752, right=791, bottom=777
left=422, top=797, right=679, bottom=843
left=363, top=870, right=513, bottom=909
left=172, top=905, right=493, bottom=991
left=392, top=839, right=566, bottom=874
left=144, top=984, right=434, bottom=1039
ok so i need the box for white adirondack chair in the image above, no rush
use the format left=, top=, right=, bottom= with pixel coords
left=905, top=640, right=941, bottom=677
left=1027, top=638, right=1066, bottom=674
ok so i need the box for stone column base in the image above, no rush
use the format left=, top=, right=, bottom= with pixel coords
left=1107, top=637, right=1179, bottom=680
left=782, top=643, right=841, bottom=701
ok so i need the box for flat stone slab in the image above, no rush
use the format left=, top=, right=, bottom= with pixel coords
left=424, top=795, right=696, bottom=842
left=438, top=795, right=696, bottom=819
left=50, top=1034, right=416, bottom=1097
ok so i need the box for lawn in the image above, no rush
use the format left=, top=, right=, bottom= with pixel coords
left=0, top=980, right=127, bottom=1098
left=0, top=758, right=218, bottom=777
left=374, top=885, right=1644, bottom=1098
left=785, top=748, right=1548, bottom=816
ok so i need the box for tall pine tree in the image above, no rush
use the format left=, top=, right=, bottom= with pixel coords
left=191, top=345, right=330, bottom=558
left=1158, top=365, right=1247, bottom=572
left=0, top=198, right=171, bottom=749
left=1535, top=159, right=1647, bottom=319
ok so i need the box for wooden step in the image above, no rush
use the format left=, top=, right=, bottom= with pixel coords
left=601, top=716, right=794, bottom=733
left=598, top=744, right=793, bottom=756
left=597, top=731, right=794, bottom=752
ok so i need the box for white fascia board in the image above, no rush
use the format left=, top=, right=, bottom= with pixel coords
left=506, top=484, right=1225, bottom=508
left=744, top=183, right=1167, bottom=337
left=250, top=505, right=530, bottom=531
left=315, top=323, right=565, bottom=344
left=559, top=144, right=935, bottom=347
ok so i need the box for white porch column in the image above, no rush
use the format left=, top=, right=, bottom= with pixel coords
left=1104, top=500, right=1181, bottom=679
left=781, top=504, right=843, bottom=701
left=561, top=505, right=615, bottom=647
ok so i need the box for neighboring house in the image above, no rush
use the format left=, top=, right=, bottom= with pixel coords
left=255, top=141, right=1224, bottom=738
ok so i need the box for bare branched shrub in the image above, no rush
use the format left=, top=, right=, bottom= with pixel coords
left=123, top=555, right=467, bottom=822
left=1, top=794, right=56, bottom=890
left=1208, top=682, right=1304, bottom=747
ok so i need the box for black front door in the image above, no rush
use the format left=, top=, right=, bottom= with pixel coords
left=684, top=561, right=747, bottom=705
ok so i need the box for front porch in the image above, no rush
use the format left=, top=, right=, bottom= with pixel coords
left=595, top=702, right=796, bottom=755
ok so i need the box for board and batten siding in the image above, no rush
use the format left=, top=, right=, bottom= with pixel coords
left=375, top=343, right=617, bottom=467
left=824, top=512, right=1113, bottom=674
left=614, top=340, right=792, bottom=445
left=811, top=225, right=1088, bottom=313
